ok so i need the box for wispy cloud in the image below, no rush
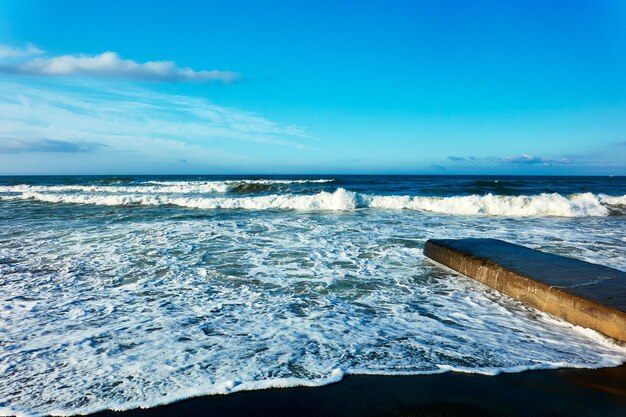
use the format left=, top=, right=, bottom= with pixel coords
left=428, top=164, right=448, bottom=172
left=0, top=43, right=44, bottom=58
left=0, top=80, right=312, bottom=173
left=0, top=49, right=237, bottom=82
left=502, top=154, right=572, bottom=165
left=0, top=138, right=104, bottom=153
left=448, top=154, right=572, bottom=165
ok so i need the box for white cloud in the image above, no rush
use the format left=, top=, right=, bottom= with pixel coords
left=0, top=50, right=237, bottom=82
left=0, top=80, right=312, bottom=173
left=0, top=43, right=44, bottom=58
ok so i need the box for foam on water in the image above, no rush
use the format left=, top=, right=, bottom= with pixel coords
left=1, top=187, right=624, bottom=217
left=0, top=179, right=334, bottom=195
left=1, top=205, right=626, bottom=416
left=0, top=183, right=232, bottom=194
left=145, top=179, right=335, bottom=185
left=1, top=177, right=626, bottom=416
left=366, top=192, right=624, bottom=217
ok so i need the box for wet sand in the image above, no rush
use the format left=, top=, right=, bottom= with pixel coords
left=89, top=364, right=626, bottom=417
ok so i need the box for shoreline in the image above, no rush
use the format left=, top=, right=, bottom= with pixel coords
left=86, top=364, right=626, bottom=417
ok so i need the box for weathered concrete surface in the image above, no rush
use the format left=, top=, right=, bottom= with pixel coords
left=424, top=238, right=626, bottom=343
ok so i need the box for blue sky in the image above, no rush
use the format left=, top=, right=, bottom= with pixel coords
left=0, top=0, right=625, bottom=175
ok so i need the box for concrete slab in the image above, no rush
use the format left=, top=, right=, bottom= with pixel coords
left=424, top=238, right=626, bottom=342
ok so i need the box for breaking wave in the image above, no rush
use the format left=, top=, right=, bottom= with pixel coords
left=0, top=179, right=334, bottom=196
left=145, top=179, right=335, bottom=185
left=2, top=188, right=624, bottom=217
left=0, top=183, right=232, bottom=194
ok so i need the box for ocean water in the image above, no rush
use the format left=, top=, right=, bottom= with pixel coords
left=1, top=175, right=625, bottom=416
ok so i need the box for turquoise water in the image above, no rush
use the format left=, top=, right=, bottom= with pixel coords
left=1, top=175, right=625, bottom=416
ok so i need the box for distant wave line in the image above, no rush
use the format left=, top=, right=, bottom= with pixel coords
left=0, top=179, right=336, bottom=195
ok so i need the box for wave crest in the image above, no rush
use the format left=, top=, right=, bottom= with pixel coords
left=367, top=192, right=622, bottom=217
left=2, top=188, right=624, bottom=217
left=0, top=179, right=334, bottom=196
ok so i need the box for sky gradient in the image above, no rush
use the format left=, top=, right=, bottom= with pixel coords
left=0, top=0, right=625, bottom=175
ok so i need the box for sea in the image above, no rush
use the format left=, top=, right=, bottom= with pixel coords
left=1, top=175, right=625, bottom=416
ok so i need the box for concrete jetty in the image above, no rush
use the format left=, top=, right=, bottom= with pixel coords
left=424, top=238, right=626, bottom=342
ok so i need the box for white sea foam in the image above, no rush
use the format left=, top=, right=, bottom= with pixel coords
left=599, top=194, right=626, bottom=205
left=366, top=192, right=618, bottom=217
left=0, top=179, right=335, bottom=196
left=0, top=183, right=231, bottom=194
left=2, top=178, right=626, bottom=415
left=0, top=179, right=334, bottom=195
left=144, top=178, right=336, bottom=187
left=2, top=188, right=624, bottom=217
left=1, top=205, right=625, bottom=416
